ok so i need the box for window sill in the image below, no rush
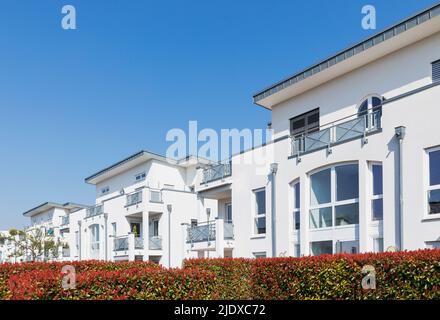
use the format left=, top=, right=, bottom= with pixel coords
left=250, top=235, right=266, bottom=240
left=421, top=214, right=440, bottom=222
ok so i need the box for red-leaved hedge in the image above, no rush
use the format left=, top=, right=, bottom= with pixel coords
left=184, top=250, right=440, bottom=300
left=1, top=249, right=439, bottom=300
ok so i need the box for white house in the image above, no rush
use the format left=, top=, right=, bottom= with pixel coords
left=18, top=3, right=440, bottom=266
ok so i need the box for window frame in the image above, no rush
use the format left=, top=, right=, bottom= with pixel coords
left=252, top=188, right=266, bottom=237
left=357, top=94, right=383, bottom=130
left=426, top=146, right=440, bottom=217
left=135, top=172, right=146, bottom=182
left=289, top=108, right=320, bottom=137
left=309, top=163, right=360, bottom=230
left=369, top=162, right=384, bottom=222
left=292, top=181, right=301, bottom=232
left=432, top=59, right=440, bottom=83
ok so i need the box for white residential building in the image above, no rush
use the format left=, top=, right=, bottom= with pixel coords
left=17, top=3, right=440, bottom=265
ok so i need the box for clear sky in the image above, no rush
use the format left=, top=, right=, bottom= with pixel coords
left=0, top=0, right=438, bottom=230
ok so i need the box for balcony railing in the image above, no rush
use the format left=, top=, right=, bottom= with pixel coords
left=290, top=110, right=382, bottom=158
left=224, top=221, right=234, bottom=239
left=186, top=220, right=234, bottom=243
left=114, top=236, right=129, bottom=251
left=149, top=236, right=162, bottom=250
left=135, top=237, right=143, bottom=249
left=149, top=189, right=162, bottom=203
left=202, top=162, right=232, bottom=184
left=126, top=191, right=143, bottom=206
left=61, top=216, right=69, bottom=226
left=62, top=247, right=70, bottom=257
left=86, top=205, right=103, bottom=218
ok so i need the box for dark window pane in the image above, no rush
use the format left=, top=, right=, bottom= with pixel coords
left=311, top=169, right=331, bottom=205
left=294, top=211, right=300, bottom=230
left=294, top=183, right=300, bottom=209
left=254, top=217, right=266, bottom=234
left=372, top=96, right=382, bottom=107
left=336, top=240, right=359, bottom=254
left=255, top=190, right=266, bottom=215
left=292, top=118, right=305, bottom=131
left=372, top=198, right=383, bottom=220
left=335, top=203, right=359, bottom=226
left=429, top=150, right=440, bottom=186
left=358, top=100, right=368, bottom=116
left=336, top=164, right=359, bottom=201
left=372, top=165, right=383, bottom=196
left=428, top=189, right=440, bottom=214
left=311, top=241, right=333, bottom=256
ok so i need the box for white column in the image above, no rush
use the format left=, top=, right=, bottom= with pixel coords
left=359, top=161, right=369, bottom=253
left=142, top=211, right=149, bottom=262
left=215, top=218, right=224, bottom=258
left=128, top=233, right=135, bottom=261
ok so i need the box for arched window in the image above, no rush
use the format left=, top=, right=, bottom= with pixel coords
left=357, top=95, right=382, bottom=129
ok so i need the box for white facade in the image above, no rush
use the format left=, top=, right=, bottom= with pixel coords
left=16, top=4, right=440, bottom=266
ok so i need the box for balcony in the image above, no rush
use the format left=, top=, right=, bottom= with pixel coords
left=149, top=189, right=162, bottom=203
left=62, top=247, right=70, bottom=257
left=126, top=190, right=142, bottom=207
left=290, top=110, right=381, bottom=158
left=86, top=205, right=103, bottom=218
left=186, top=220, right=234, bottom=243
left=201, top=162, right=232, bottom=184
left=114, top=236, right=129, bottom=251
left=149, top=236, right=162, bottom=250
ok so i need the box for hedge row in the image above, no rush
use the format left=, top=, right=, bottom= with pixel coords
left=7, top=268, right=216, bottom=300
left=0, top=261, right=161, bottom=299
left=184, top=250, right=440, bottom=300
left=1, top=250, right=439, bottom=300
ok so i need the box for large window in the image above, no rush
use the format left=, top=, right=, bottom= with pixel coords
left=371, top=164, right=383, bottom=221
left=309, top=164, right=359, bottom=229
left=253, top=188, right=266, bottom=235
left=290, top=109, right=319, bottom=137
left=336, top=240, right=359, bottom=254
left=428, top=149, right=440, bottom=215
left=310, top=241, right=333, bottom=256
left=292, top=182, right=300, bottom=231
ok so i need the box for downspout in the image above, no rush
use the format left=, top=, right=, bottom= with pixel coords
left=270, top=163, right=278, bottom=258
left=395, top=126, right=406, bottom=250
left=78, top=220, right=82, bottom=261
left=104, top=213, right=108, bottom=261
left=167, top=204, right=172, bottom=268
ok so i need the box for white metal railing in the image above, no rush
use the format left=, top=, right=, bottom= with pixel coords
left=113, top=236, right=129, bottom=251
left=62, top=247, right=70, bottom=257
left=149, top=189, right=162, bottom=203
left=126, top=191, right=142, bottom=206
left=291, top=110, right=382, bottom=157
left=86, top=205, right=103, bottom=218
left=224, top=221, right=234, bottom=239
left=149, top=236, right=162, bottom=250
left=134, top=237, right=143, bottom=249
left=202, top=162, right=232, bottom=184
left=187, top=221, right=216, bottom=243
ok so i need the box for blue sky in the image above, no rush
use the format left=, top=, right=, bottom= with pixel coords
left=0, top=0, right=438, bottom=229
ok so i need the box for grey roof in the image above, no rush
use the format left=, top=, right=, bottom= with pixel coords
left=253, top=2, right=440, bottom=104
left=23, top=202, right=87, bottom=217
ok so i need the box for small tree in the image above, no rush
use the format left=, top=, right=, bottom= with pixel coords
left=2, top=228, right=64, bottom=262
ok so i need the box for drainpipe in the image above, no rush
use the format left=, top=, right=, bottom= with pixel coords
left=167, top=204, right=172, bottom=268
left=270, top=163, right=278, bottom=258
left=78, top=220, right=82, bottom=261
left=104, top=213, right=108, bottom=261
left=395, top=126, right=406, bottom=250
